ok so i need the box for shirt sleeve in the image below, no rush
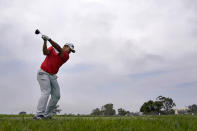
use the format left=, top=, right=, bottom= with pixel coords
left=61, top=51, right=69, bottom=62
left=48, top=46, right=54, bottom=55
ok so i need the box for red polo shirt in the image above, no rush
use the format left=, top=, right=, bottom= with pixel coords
left=41, top=46, right=69, bottom=74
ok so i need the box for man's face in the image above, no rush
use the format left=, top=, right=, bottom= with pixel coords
left=63, top=45, right=71, bottom=54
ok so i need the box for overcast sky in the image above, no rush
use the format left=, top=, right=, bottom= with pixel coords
left=0, top=0, right=197, bottom=114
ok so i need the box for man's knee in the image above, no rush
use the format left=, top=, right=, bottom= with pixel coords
left=41, top=92, right=50, bottom=97
left=41, top=89, right=51, bottom=96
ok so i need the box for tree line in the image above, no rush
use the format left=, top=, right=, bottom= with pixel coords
left=19, top=95, right=197, bottom=116
left=90, top=96, right=197, bottom=116
left=91, top=103, right=132, bottom=116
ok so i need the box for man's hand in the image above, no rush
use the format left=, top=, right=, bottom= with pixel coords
left=42, top=36, right=47, bottom=41
left=42, top=35, right=51, bottom=41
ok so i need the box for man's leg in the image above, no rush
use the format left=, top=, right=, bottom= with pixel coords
left=36, top=70, right=51, bottom=116
left=45, top=75, right=60, bottom=117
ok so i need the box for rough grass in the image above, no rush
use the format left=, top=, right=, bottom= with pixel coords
left=0, top=115, right=197, bottom=131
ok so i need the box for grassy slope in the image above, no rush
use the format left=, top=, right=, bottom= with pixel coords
left=0, top=115, right=197, bottom=131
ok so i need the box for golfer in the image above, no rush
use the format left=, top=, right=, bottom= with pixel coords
left=33, top=35, right=75, bottom=120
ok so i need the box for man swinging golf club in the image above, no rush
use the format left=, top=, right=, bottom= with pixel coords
left=33, top=30, right=75, bottom=120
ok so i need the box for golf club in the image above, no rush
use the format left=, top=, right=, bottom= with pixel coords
left=35, top=29, right=43, bottom=36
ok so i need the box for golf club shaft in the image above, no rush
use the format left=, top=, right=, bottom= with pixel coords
left=39, top=32, right=43, bottom=36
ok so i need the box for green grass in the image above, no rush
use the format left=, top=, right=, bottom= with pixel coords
left=0, top=115, right=197, bottom=131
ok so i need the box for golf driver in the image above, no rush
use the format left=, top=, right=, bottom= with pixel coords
left=35, top=29, right=43, bottom=36
left=35, top=29, right=51, bottom=41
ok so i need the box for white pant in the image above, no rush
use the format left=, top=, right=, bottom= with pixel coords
left=36, top=69, right=60, bottom=116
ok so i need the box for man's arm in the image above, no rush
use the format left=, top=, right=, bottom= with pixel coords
left=43, top=40, right=50, bottom=55
left=48, top=39, right=63, bottom=53
left=42, top=35, right=64, bottom=57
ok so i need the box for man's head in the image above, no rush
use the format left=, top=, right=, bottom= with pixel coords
left=63, top=43, right=75, bottom=54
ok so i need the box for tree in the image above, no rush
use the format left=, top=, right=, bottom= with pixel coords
left=91, top=108, right=102, bottom=116
left=118, top=108, right=130, bottom=116
left=19, top=111, right=26, bottom=115
left=140, top=96, right=175, bottom=115
left=156, top=96, right=176, bottom=114
left=101, top=103, right=116, bottom=116
left=153, top=101, right=163, bottom=113
left=140, top=100, right=156, bottom=114
left=118, top=108, right=126, bottom=116
left=188, top=104, right=197, bottom=113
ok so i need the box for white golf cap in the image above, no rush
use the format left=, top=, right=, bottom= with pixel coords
left=65, top=43, right=75, bottom=53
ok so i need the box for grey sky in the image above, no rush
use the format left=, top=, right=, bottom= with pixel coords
left=0, top=0, right=197, bottom=114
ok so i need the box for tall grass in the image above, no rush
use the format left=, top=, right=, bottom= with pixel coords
left=0, top=115, right=197, bottom=131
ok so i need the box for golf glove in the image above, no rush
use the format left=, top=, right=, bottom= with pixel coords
left=42, top=35, right=51, bottom=41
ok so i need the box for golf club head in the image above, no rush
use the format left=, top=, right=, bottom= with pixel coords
left=35, top=29, right=40, bottom=35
